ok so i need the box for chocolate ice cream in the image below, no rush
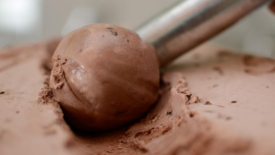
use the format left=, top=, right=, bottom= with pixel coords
left=1, top=41, right=275, bottom=155
left=49, top=24, right=160, bottom=131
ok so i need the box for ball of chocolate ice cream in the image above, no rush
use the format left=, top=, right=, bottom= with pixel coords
left=49, top=24, right=160, bottom=132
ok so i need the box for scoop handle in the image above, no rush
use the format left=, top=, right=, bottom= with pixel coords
left=136, top=0, right=271, bottom=67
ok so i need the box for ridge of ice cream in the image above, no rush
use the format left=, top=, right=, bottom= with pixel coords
left=49, top=24, right=160, bottom=132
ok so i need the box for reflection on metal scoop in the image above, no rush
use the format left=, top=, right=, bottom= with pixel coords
left=136, top=0, right=272, bottom=67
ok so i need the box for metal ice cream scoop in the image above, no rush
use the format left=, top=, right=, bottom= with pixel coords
left=136, top=0, right=272, bottom=67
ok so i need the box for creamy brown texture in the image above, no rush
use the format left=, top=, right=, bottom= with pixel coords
left=49, top=24, right=160, bottom=131
left=0, top=43, right=78, bottom=155
left=1, top=41, right=275, bottom=155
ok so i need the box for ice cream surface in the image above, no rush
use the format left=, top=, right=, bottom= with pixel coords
left=0, top=40, right=275, bottom=155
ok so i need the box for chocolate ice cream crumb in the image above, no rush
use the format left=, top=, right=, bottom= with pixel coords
left=204, top=100, right=223, bottom=107
left=107, top=27, right=118, bottom=36
left=43, top=82, right=49, bottom=86
left=231, top=101, right=237, bottom=103
left=189, top=111, right=196, bottom=118
left=189, top=94, right=201, bottom=104
left=166, top=111, right=173, bottom=116
left=205, top=101, right=212, bottom=105
left=39, top=85, right=54, bottom=104
left=162, top=125, right=172, bottom=134
left=0, top=91, right=5, bottom=94
left=177, top=86, right=191, bottom=95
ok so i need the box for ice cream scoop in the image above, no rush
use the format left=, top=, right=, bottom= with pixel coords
left=136, top=0, right=272, bottom=66
left=49, top=0, right=271, bottom=132
left=50, top=24, right=159, bottom=132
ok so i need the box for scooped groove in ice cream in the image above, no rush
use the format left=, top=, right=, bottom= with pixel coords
left=49, top=24, right=160, bottom=132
